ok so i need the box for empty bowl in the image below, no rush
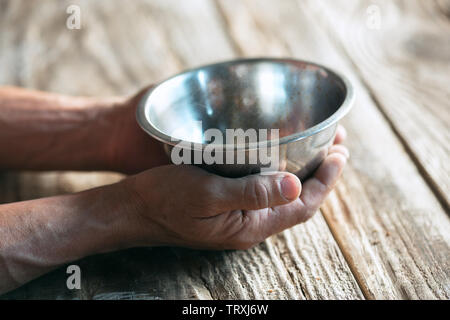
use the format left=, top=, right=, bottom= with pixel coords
left=137, top=58, right=354, bottom=179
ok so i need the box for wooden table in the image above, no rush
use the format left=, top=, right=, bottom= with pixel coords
left=0, top=0, right=449, bottom=300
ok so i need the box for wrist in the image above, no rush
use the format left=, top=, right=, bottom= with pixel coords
left=77, top=97, right=128, bottom=172
left=72, top=180, right=144, bottom=254
left=0, top=177, right=151, bottom=290
left=82, top=176, right=166, bottom=251
left=112, top=172, right=170, bottom=247
left=96, top=86, right=169, bottom=174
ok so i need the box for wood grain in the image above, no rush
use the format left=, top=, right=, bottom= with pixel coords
left=0, top=0, right=363, bottom=299
left=308, top=0, right=450, bottom=211
left=217, top=0, right=450, bottom=299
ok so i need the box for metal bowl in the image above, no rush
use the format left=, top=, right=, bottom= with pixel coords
left=137, top=58, right=354, bottom=179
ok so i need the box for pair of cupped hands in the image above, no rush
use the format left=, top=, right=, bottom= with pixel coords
left=104, top=88, right=349, bottom=250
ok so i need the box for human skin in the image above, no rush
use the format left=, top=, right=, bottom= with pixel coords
left=0, top=86, right=168, bottom=173
left=0, top=86, right=348, bottom=294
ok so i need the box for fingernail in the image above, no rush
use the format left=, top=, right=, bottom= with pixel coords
left=280, top=175, right=300, bottom=201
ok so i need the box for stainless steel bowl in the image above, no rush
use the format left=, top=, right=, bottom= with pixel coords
left=137, top=58, right=354, bottom=179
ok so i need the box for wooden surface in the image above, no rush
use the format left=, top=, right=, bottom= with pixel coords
left=0, top=0, right=448, bottom=300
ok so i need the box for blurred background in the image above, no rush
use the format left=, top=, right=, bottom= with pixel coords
left=0, top=0, right=449, bottom=300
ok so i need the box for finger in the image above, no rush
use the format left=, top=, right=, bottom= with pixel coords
left=223, top=199, right=305, bottom=249
left=328, top=144, right=349, bottom=159
left=300, top=152, right=346, bottom=218
left=334, top=125, right=347, bottom=145
left=261, top=199, right=307, bottom=236
left=208, top=172, right=302, bottom=212
left=255, top=152, right=347, bottom=237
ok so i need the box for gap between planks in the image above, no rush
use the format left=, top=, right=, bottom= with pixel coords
left=212, top=0, right=369, bottom=299
left=215, top=0, right=450, bottom=299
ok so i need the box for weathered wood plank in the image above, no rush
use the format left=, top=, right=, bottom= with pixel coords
left=2, top=214, right=361, bottom=300
left=0, top=0, right=363, bottom=299
left=308, top=0, right=450, bottom=211
left=217, top=0, right=450, bottom=299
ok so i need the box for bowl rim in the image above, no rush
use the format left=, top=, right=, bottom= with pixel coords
left=136, top=57, right=355, bottom=151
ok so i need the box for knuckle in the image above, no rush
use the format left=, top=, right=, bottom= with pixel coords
left=193, top=178, right=222, bottom=210
left=246, top=179, right=270, bottom=209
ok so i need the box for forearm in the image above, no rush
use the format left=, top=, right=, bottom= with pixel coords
left=0, top=180, right=138, bottom=294
left=0, top=86, right=125, bottom=171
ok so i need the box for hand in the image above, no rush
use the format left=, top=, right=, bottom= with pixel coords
left=120, top=127, right=348, bottom=250
left=106, top=86, right=170, bottom=174
left=0, top=126, right=346, bottom=293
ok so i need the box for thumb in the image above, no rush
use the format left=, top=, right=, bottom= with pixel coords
left=219, top=172, right=301, bottom=211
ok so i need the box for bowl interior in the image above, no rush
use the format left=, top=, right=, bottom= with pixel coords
left=144, top=59, right=347, bottom=144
